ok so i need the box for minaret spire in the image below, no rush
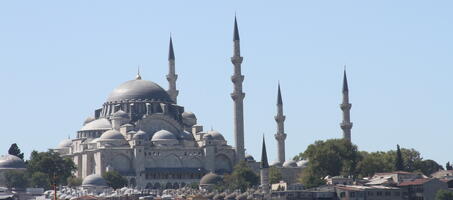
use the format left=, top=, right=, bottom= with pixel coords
left=340, top=67, right=353, bottom=142
left=136, top=65, right=142, bottom=80
left=260, top=136, right=270, bottom=198
left=166, top=36, right=179, bottom=103
left=231, top=16, right=246, bottom=162
left=274, top=83, right=287, bottom=164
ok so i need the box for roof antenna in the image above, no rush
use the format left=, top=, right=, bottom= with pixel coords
left=136, top=65, right=142, bottom=80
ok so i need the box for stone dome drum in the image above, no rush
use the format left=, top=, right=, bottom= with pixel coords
left=107, top=79, right=173, bottom=103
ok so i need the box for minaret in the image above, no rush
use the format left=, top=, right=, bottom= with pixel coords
left=260, top=136, right=270, bottom=198
left=166, top=36, right=179, bottom=103
left=340, top=68, right=353, bottom=142
left=231, top=16, right=246, bottom=161
left=274, top=83, right=287, bottom=164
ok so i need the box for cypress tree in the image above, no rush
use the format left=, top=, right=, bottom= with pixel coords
left=8, top=143, right=24, bottom=160
left=395, top=144, right=404, bottom=171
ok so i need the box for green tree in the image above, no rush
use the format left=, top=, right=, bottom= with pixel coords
left=4, top=170, right=28, bottom=189
left=436, top=189, right=453, bottom=200
left=415, top=159, right=443, bottom=176
left=67, top=176, right=83, bottom=188
left=27, top=150, right=76, bottom=185
left=8, top=143, right=24, bottom=160
left=446, top=162, right=453, bottom=170
left=223, top=161, right=259, bottom=192
left=356, top=151, right=394, bottom=177
left=30, top=172, right=51, bottom=189
left=269, top=166, right=283, bottom=184
left=395, top=145, right=404, bottom=171
left=298, top=139, right=360, bottom=188
left=103, top=171, right=128, bottom=189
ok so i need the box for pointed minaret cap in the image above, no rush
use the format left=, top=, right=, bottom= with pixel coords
left=260, top=136, right=269, bottom=169
left=168, top=35, right=175, bottom=60
left=342, top=66, right=348, bottom=93
left=233, top=16, right=240, bottom=41
left=136, top=65, right=142, bottom=80
left=277, top=82, right=283, bottom=105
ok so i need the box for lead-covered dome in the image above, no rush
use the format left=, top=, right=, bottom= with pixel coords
left=0, top=155, right=26, bottom=169
left=57, top=139, right=72, bottom=149
left=107, top=79, right=172, bottom=103
left=200, top=172, right=222, bottom=185
left=82, top=174, right=108, bottom=187
left=99, top=129, right=125, bottom=140
left=80, top=118, right=111, bottom=131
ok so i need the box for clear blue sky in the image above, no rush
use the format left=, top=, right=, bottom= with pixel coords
left=0, top=1, right=452, bottom=166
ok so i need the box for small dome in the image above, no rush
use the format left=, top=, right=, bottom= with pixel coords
left=82, top=174, right=108, bottom=187
left=57, top=139, right=72, bottom=149
left=84, top=117, right=95, bottom=125
left=245, top=154, right=255, bottom=161
left=200, top=173, right=222, bottom=185
left=182, top=112, right=196, bottom=119
left=282, top=160, right=298, bottom=168
left=133, top=130, right=149, bottom=140
left=181, top=131, right=194, bottom=140
left=99, top=129, right=125, bottom=140
left=206, top=130, right=225, bottom=141
left=182, top=112, right=197, bottom=127
left=0, top=155, right=26, bottom=169
left=151, top=130, right=177, bottom=141
left=106, top=79, right=173, bottom=103
left=270, top=161, right=282, bottom=167
left=112, top=110, right=129, bottom=119
left=297, top=160, right=309, bottom=168
left=80, top=118, right=111, bottom=131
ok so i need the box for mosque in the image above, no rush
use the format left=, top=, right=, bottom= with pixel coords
left=53, top=17, right=353, bottom=189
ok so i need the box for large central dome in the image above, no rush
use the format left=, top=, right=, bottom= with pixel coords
left=107, top=79, right=173, bottom=103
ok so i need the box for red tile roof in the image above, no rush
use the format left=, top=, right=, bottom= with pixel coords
left=398, top=179, right=431, bottom=186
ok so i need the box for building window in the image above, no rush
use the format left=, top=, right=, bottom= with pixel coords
left=350, top=192, right=355, bottom=197
left=367, top=191, right=374, bottom=196
left=377, top=191, right=383, bottom=196
left=340, top=192, right=345, bottom=197
left=394, top=191, right=400, bottom=196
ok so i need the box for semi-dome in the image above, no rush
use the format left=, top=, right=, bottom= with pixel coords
left=0, top=155, right=26, bottom=169
left=99, top=129, right=125, bottom=140
left=80, top=118, right=111, bottom=131
left=57, top=139, right=72, bottom=149
left=200, top=172, right=222, bottom=185
left=82, top=174, right=108, bottom=187
left=107, top=79, right=173, bottom=103
left=151, top=130, right=177, bottom=141
left=133, top=130, right=150, bottom=140
left=282, top=160, right=298, bottom=168
left=112, top=110, right=129, bottom=119
left=181, top=131, right=194, bottom=140
left=206, top=130, right=225, bottom=141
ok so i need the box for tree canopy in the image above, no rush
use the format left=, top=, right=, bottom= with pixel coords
left=4, top=170, right=28, bottom=189
left=269, top=166, right=283, bottom=184
left=436, top=189, right=453, bottom=200
left=8, top=143, right=24, bottom=160
left=103, top=171, right=128, bottom=189
left=27, top=150, right=76, bottom=185
left=223, top=161, right=259, bottom=192
left=297, top=139, right=443, bottom=187
left=298, top=139, right=360, bottom=188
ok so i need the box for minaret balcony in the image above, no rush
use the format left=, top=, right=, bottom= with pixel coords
left=340, top=122, right=353, bottom=129
left=340, top=103, right=352, bottom=110
left=274, top=133, right=287, bottom=140
left=274, top=115, right=286, bottom=122
left=231, top=75, right=244, bottom=83
left=230, top=92, right=245, bottom=101
left=230, top=56, right=243, bottom=64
